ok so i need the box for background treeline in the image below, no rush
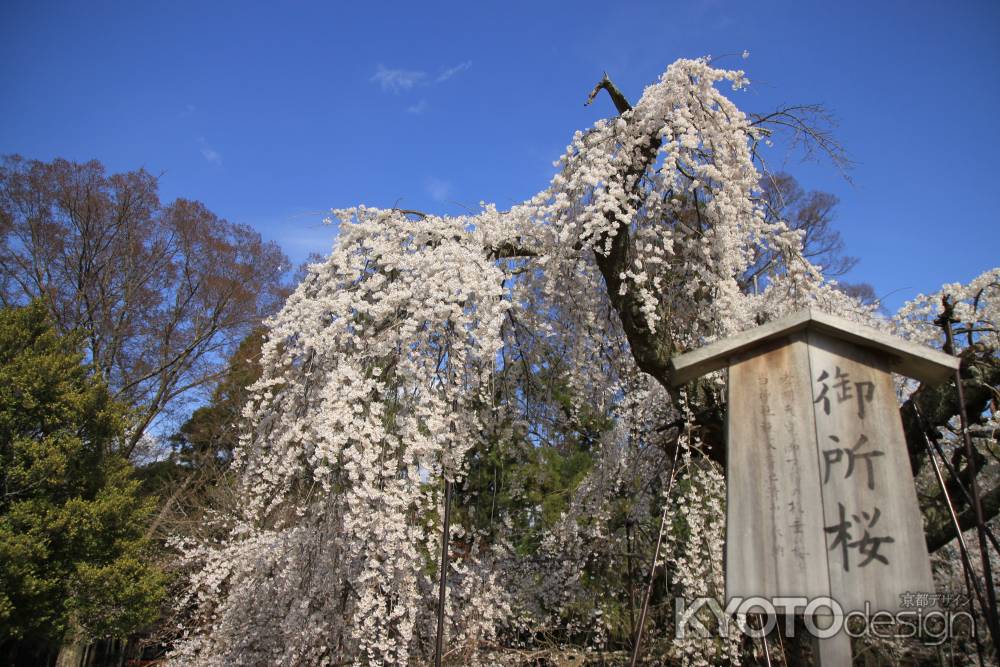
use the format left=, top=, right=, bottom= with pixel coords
left=0, top=155, right=288, bottom=666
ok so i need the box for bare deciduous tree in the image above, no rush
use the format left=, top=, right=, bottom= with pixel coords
left=0, top=156, right=290, bottom=458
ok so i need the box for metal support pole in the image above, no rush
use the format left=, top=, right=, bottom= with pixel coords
left=921, top=422, right=988, bottom=666
left=755, top=614, right=773, bottom=667
left=629, top=443, right=681, bottom=667
left=939, top=300, right=1000, bottom=652
left=434, top=478, right=453, bottom=667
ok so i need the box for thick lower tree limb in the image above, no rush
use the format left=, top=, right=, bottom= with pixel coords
left=905, top=344, right=1000, bottom=552
left=586, top=75, right=675, bottom=386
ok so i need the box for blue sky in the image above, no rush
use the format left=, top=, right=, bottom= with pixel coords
left=2, top=1, right=998, bottom=312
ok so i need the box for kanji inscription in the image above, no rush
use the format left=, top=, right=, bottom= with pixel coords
left=807, top=331, right=935, bottom=612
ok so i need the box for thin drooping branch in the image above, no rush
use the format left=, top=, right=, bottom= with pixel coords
left=749, top=104, right=853, bottom=176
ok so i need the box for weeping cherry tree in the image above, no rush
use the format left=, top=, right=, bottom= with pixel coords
left=167, top=58, right=1000, bottom=666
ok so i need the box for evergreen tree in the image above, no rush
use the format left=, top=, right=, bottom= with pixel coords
left=0, top=302, right=166, bottom=662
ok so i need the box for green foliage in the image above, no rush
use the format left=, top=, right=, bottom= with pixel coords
left=456, top=397, right=605, bottom=556
left=170, top=328, right=264, bottom=467
left=452, top=358, right=615, bottom=599
left=0, top=301, right=166, bottom=645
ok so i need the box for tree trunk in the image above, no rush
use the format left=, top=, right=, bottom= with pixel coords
left=54, top=640, right=86, bottom=667
left=55, top=625, right=88, bottom=667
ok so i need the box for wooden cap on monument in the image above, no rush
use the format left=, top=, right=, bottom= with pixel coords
left=669, top=307, right=959, bottom=387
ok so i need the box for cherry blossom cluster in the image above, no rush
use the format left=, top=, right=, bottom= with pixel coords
left=169, top=207, right=514, bottom=664
left=520, top=58, right=817, bottom=342
left=894, top=267, right=1000, bottom=351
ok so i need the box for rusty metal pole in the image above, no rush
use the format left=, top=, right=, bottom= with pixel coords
left=434, top=478, right=452, bottom=667
left=923, top=428, right=988, bottom=666
left=939, top=299, right=1000, bottom=653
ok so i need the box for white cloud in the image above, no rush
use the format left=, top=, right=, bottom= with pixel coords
left=201, top=147, right=222, bottom=164
left=371, top=64, right=427, bottom=93
left=425, top=177, right=452, bottom=202
left=197, top=138, right=222, bottom=165
left=407, top=99, right=428, bottom=114
left=435, top=60, right=472, bottom=83
left=371, top=61, right=472, bottom=96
